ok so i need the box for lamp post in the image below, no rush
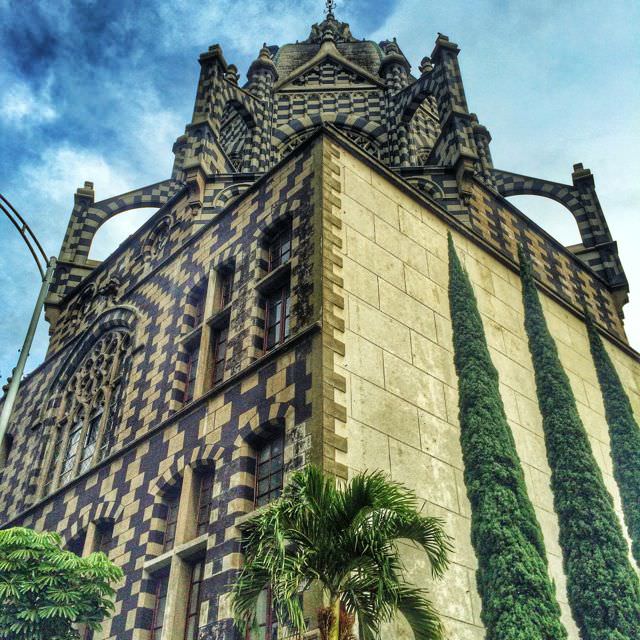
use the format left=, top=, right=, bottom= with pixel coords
left=0, top=194, right=56, bottom=469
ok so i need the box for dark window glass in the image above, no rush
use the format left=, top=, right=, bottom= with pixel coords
left=255, top=433, right=284, bottom=508
left=192, top=292, right=206, bottom=328
left=96, top=523, right=114, bottom=557
left=183, top=345, right=200, bottom=404
left=196, top=473, right=214, bottom=536
left=163, top=494, right=180, bottom=552
left=267, top=229, right=291, bottom=272
left=99, top=382, right=121, bottom=462
left=220, top=271, right=234, bottom=308
left=247, top=587, right=278, bottom=640
left=67, top=531, right=86, bottom=557
left=79, top=398, right=103, bottom=473
left=43, top=427, right=64, bottom=495
left=60, top=410, right=84, bottom=486
left=184, top=560, right=205, bottom=640
left=211, top=326, right=228, bottom=386
left=150, top=572, right=169, bottom=640
left=264, top=287, right=291, bottom=352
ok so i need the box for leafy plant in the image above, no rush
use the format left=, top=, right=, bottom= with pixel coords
left=447, top=234, right=567, bottom=639
left=586, top=313, right=640, bottom=565
left=519, top=246, right=640, bottom=638
left=0, top=526, right=123, bottom=640
left=232, top=464, right=451, bottom=640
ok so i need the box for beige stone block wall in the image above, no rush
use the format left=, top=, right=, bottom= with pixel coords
left=330, top=145, right=640, bottom=639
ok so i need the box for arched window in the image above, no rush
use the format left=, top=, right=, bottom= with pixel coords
left=41, top=330, right=132, bottom=496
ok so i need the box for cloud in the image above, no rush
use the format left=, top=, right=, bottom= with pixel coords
left=0, top=76, right=57, bottom=127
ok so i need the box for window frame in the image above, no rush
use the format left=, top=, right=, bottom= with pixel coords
left=254, top=432, right=285, bottom=508
left=263, top=285, right=291, bottom=353
left=184, top=558, right=205, bottom=640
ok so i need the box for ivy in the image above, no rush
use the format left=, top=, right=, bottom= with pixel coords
left=586, top=314, right=640, bottom=565
left=519, top=247, right=640, bottom=639
left=447, top=235, right=567, bottom=639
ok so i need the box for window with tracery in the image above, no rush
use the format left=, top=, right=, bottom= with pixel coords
left=41, top=330, right=132, bottom=496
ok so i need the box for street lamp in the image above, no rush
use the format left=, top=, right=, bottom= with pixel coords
left=0, top=194, right=56, bottom=469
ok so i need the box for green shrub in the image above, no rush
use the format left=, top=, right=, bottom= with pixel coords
left=586, top=313, right=640, bottom=565
left=0, top=526, right=123, bottom=640
left=447, top=235, right=566, bottom=639
left=519, top=247, right=640, bottom=638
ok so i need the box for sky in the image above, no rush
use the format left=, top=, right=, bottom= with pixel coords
left=0, top=0, right=638, bottom=383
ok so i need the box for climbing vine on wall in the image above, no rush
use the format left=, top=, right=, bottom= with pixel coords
left=447, top=235, right=567, bottom=639
left=519, top=246, right=640, bottom=638
left=586, top=313, right=640, bottom=566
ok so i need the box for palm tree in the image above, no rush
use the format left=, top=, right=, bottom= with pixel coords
left=232, top=465, right=452, bottom=640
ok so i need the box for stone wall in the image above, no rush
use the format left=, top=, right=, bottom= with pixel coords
left=327, top=140, right=639, bottom=638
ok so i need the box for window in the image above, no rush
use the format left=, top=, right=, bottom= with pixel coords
left=0, top=433, right=13, bottom=468
left=150, top=571, right=170, bottom=640
left=163, top=492, right=180, bottom=552
left=196, top=473, right=214, bottom=536
left=263, top=287, right=291, bottom=352
left=219, top=270, right=234, bottom=308
left=267, top=228, right=291, bottom=272
left=41, top=331, right=131, bottom=495
left=146, top=467, right=215, bottom=639
left=96, top=522, right=114, bottom=557
left=255, top=433, right=285, bottom=508
left=183, top=343, right=200, bottom=405
left=211, top=326, right=228, bottom=386
left=67, top=531, right=86, bottom=557
left=184, top=560, right=205, bottom=640
left=247, top=587, right=278, bottom=640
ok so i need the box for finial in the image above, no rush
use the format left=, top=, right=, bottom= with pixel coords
left=325, top=0, right=335, bottom=18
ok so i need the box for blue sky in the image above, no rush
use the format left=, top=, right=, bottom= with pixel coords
left=0, top=0, right=638, bottom=383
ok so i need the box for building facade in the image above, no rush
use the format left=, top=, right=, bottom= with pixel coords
left=1, top=7, right=638, bottom=640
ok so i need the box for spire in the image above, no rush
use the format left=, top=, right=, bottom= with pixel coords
left=326, top=0, right=336, bottom=19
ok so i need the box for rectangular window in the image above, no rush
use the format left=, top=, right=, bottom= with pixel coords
left=183, top=344, right=200, bottom=404
left=263, top=287, right=291, bottom=352
left=150, top=572, right=169, bottom=640
left=163, top=494, right=180, bottom=552
left=267, top=229, right=291, bottom=272
left=196, top=473, right=214, bottom=536
left=220, top=271, right=234, bottom=308
left=96, top=523, right=114, bottom=557
left=255, top=433, right=285, bottom=508
left=184, top=560, right=205, bottom=640
left=192, top=292, right=206, bottom=328
left=211, top=326, right=228, bottom=386
left=247, top=587, right=278, bottom=640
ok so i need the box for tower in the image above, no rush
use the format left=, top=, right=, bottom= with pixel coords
left=1, top=7, right=638, bottom=640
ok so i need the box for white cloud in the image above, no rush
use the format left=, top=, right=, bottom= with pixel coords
left=0, top=78, right=57, bottom=127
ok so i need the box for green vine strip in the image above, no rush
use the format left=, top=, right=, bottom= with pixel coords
left=519, top=246, right=640, bottom=639
left=447, top=235, right=567, bottom=639
left=586, top=313, right=640, bottom=566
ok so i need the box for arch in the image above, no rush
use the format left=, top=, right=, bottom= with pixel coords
left=89, top=207, right=158, bottom=261
left=212, top=182, right=252, bottom=210
left=234, top=402, right=295, bottom=449
left=64, top=500, right=124, bottom=545
left=53, top=306, right=138, bottom=392
left=406, top=176, right=445, bottom=200
left=273, top=113, right=387, bottom=149
left=149, top=443, right=220, bottom=498
left=397, top=72, right=435, bottom=125
left=506, top=195, right=583, bottom=246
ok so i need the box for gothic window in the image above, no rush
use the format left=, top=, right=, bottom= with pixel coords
left=267, top=228, right=292, bottom=272
left=42, top=330, right=132, bottom=496
left=255, top=432, right=285, bottom=508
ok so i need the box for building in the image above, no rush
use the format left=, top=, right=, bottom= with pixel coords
left=1, top=5, right=638, bottom=639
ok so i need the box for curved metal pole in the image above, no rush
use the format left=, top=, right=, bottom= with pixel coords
left=0, top=195, right=54, bottom=469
